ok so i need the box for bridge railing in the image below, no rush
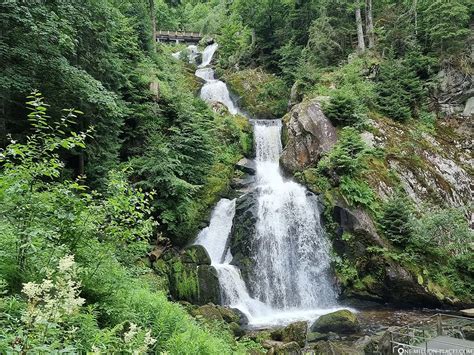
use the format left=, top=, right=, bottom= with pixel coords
left=388, top=313, right=474, bottom=353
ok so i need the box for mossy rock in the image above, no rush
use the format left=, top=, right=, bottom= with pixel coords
left=312, top=340, right=361, bottom=355
left=282, top=321, right=308, bottom=347
left=274, top=341, right=301, bottom=355
left=307, top=332, right=328, bottom=343
left=310, top=310, right=360, bottom=334
left=224, top=68, right=289, bottom=119
left=190, top=304, right=224, bottom=322
left=197, top=265, right=221, bottom=305
left=182, top=245, right=211, bottom=265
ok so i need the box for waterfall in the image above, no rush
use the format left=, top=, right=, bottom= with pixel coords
left=250, top=120, right=337, bottom=309
left=192, top=43, right=342, bottom=327
left=195, top=199, right=270, bottom=319
left=199, top=42, right=218, bottom=68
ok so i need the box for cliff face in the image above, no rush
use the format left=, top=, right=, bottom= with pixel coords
left=281, top=99, right=473, bottom=307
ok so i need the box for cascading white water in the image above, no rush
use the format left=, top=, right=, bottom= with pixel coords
left=250, top=120, right=338, bottom=309
left=199, top=43, right=218, bottom=68
left=192, top=43, right=345, bottom=327
left=194, top=199, right=270, bottom=319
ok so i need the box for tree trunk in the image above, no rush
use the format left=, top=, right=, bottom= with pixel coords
left=149, top=0, right=157, bottom=50
left=355, top=5, right=366, bottom=52
left=365, top=0, right=375, bottom=48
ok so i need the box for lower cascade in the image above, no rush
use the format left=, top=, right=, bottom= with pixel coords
left=194, top=43, right=342, bottom=327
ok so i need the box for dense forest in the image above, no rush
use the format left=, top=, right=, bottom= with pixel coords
left=0, top=0, right=472, bottom=353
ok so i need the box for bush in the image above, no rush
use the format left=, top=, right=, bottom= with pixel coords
left=323, top=90, right=360, bottom=126
left=379, top=193, right=413, bottom=245
left=318, top=127, right=367, bottom=177
left=375, top=59, right=425, bottom=122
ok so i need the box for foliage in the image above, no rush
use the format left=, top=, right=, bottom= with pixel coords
left=0, top=97, right=242, bottom=353
left=379, top=193, right=414, bottom=245
left=318, top=127, right=368, bottom=177
left=323, top=90, right=360, bottom=126
left=375, top=58, right=425, bottom=122
left=410, top=207, right=473, bottom=257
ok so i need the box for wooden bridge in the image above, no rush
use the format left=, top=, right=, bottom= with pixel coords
left=156, top=30, right=203, bottom=44
left=389, top=313, right=474, bottom=354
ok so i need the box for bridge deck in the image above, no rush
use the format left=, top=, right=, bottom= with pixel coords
left=156, top=30, right=202, bottom=43
left=421, top=335, right=474, bottom=350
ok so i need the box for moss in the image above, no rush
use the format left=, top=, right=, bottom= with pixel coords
left=170, top=259, right=199, bottom=301
left=224, top=68, right=289, bottom=119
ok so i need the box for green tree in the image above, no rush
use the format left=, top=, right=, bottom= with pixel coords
left=380, top=193, right=413, bottom=245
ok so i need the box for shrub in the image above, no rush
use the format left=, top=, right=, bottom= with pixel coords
left=318, top=127, right=367, bottom=177
left=323, top=90, right=360, bottom=126
left=379, top=193, right=413, bottom=245
left=375, top=59, right=425, bottom=122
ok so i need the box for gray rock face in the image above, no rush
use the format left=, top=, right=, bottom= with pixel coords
left=235, top=158, right=257, bottom=175
left=434, top=67, right=473, bottom=118
left=280, top=99, right=337, bottom=173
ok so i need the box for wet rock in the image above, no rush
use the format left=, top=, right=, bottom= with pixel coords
left=217, top=306, right=241, bottom=323
left=229, top=191, right=258, bottom=282
left=197, top=265, right=221, bottom=305
left=230, top=175, right=255, bottom=190
left=182, top=245, right=211, bottom=265
left=228, top=322, right=245, bottom=337
left=231, top=307, right=249, bottom=325
left=280, top=99, right=337, bottom=174
left=310, top=310, right=360, bottom=334
left=236, top=158, right=257, bottom=175
left=282, top=321, right=308, bottom=347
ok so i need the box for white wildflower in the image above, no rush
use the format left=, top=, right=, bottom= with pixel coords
left=144, top=330, right=156, bottom=347
left=124, top=323, right=139, bottom=343
left=58, top=254, right=75, bottom=272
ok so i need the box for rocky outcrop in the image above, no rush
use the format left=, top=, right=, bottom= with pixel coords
left=333, top=201, right=444, bottom=306
left=280, top=99, right=337, bottom=173
left=310, top=310, right=360, bottom=334
left=433, top=66, right=473, bottom=118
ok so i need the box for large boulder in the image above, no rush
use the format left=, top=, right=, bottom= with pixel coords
left=310, top=310, right=360, bottom=334
left=332, top=201, right=444, bottom=306
left=312, top=340, right=360, bottom=355
left=282, top=321, right=308, bottom=347
left=280, top=99, right=337, bottom=173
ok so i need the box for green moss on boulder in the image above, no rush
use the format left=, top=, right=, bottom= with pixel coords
left=224, top=68, right=289, bottom=119
left=310, top=310, right=360, bottom=334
